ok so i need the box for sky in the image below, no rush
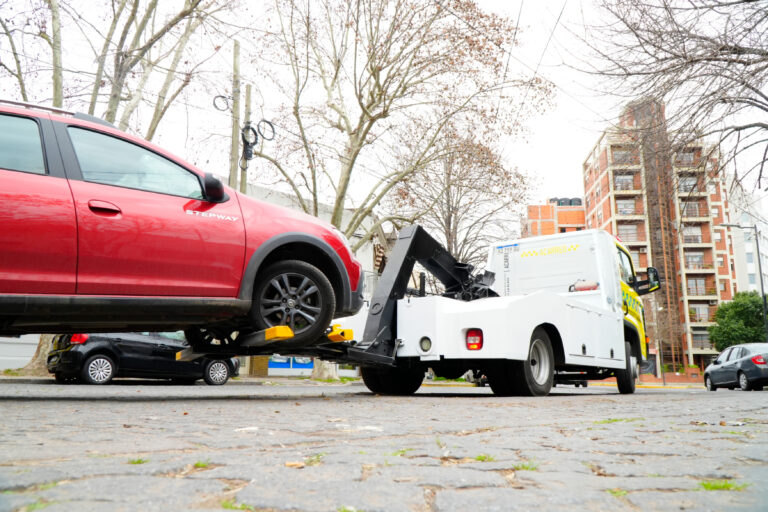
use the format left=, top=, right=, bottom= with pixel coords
left=476, top=0, right=617, bottom=205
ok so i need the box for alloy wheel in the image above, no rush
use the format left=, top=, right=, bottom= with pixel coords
left=258, top=272, right=324, bottom=335
left=88, top=358, right=113, bottom=383
left=207, top=361, right=229, bottom=385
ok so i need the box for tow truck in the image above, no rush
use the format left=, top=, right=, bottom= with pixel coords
left=181, top=225, right=660, bottom=397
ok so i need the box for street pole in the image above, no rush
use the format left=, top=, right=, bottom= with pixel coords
left=750, top=225, right=768, bottom=341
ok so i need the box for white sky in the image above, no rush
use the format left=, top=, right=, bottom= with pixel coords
left=477, top=0, right=616, bottom=204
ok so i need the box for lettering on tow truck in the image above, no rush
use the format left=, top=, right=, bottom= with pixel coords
left=519, top=244, right=580, bottom=258
left=185, top=210, right=239, bottom=222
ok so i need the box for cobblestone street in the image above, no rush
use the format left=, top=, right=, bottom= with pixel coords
left=0, top=379, right=766, bottom=511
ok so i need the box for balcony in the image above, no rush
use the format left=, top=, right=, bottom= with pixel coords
left=684, top=261, right=716, bottom=273
left=692, top=338, right=715, bottom=351
left=686, top=286, right=717, bottom=297
left=680, top=205, right=709, bottom=220
left=677, top=186, right=707, bottom=196
left=617, top=234, right=646, bottom=244
left=689, top=307, right=717, bottom=323
left=616, top=206, right=644, bottom=217
left=682, top=235, right=703, bottom=244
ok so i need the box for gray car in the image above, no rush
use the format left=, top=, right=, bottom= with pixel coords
left=704, top=343, right=768, bottom=391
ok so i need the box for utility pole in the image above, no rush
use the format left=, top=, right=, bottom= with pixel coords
left=228, top=40, right=241, bottom=189
left=240, top=84, right=252, bottom=194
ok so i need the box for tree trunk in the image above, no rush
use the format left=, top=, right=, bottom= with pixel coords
left=21, top=335, right=55, bottom=377
left=310, top=359, right=339, bottom=381
left=47, top=0, right=63, bottom=107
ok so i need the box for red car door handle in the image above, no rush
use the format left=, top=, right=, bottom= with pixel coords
left=88, top=200, right=122, bottom=215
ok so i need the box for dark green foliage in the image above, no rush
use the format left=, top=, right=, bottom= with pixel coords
left=708, top=292, right=766, bottom=351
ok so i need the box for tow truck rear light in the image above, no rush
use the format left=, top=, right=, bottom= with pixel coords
left=69, top=333, right=89, bottom=344
left=466, top=329, right=483, bottom=350
left=752, top=354, right=767, bottom=365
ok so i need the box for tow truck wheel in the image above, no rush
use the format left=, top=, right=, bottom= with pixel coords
left=616, top=341, right=636, bottom=394
left=361, top=365, right=423, bottom=395
left=488, top=327, right=554, bottom=397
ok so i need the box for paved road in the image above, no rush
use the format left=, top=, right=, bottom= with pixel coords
left=0, top=379, right=766, bottom=511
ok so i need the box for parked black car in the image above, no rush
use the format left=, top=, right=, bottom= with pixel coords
left=704, top=343, right=768, bottom=391
left=47, top=332, right=239, bottom=385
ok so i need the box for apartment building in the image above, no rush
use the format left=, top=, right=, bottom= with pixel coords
left=582, top=99, right=737, bottom=371
left=728, top=183, right=768, bottom=296
left=521, top=198, right=585, bottom=237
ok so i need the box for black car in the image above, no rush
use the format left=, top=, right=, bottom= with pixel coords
left=704, top=343, right=768, bottom=391
left=47, top=332, right=239, bottom=385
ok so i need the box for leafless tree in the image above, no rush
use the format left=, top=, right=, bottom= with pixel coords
left=0, top=0, right=229, bottom=139
left=251, top=0, right=550, bottom=250
left=386, top=127, right=529, bottom=269
left=585, top=0, right=768, bottom=187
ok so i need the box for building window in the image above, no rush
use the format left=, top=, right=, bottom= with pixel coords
left=616, top=199, right=635, bottom=215
left=597, top=211, right=603, bottom=225
left=687, top=277, right=706, bottom=295
left=747, top=253, right=754, bottom=263
left=618, top=224, right=638, bottom=241
left=719, top=281, right=726, bottom=291
left=685, top=252, right=704, bottom=269
left=749, top=274, right=756, bottom=284
left=679, top=176, right=699, bottom=193
left=675, top=149, right=696, bottom=166
left=714, top=231, right=722, bottom=243
left=612, top=147, right=636, bottom=165
left=560, top=228, right=566, bottom=233
left=630, top=251, right=640, bottom=268
left=718, top=256, right=725, bottom=267
left=712, top=206, right=719, bottom=217
left=682, top=225, right=702, bottom=243
left=680, top=201, right=700, bottom=217
left=614, top=174, right=634, bottom=190
left=595, top=184, right=601, bottom=198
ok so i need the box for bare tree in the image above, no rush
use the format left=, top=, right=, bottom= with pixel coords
left=252, top=0, right=549, bottom=249
left=386, top=128, right=529, bottom=269
left=586, top=0, right=768, bottom=186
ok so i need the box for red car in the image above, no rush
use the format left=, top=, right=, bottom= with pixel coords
left=0, top=100, right=363, bottom=352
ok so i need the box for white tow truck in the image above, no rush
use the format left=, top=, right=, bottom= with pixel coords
left=316, top=225, right=660, bottom=397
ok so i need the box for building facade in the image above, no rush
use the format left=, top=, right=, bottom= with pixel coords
left=582, top=99, right=737, bottom=371
left=522, top=198, right=585, bottom=237
left=728, top=183, right=768, bottom=296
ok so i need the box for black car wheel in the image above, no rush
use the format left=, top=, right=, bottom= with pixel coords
left=705, top=375, right=716, bottom=391
left=738, top=372, right=751, bottom=391
left=203, top=360, right=231, bottom=386
left=251, top=260, right=335, bottom=346
left=81, top=355, right=115, bottom=385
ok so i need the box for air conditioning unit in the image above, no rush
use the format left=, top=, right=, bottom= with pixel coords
left=638, top=247, right=647, bottom=253
left=709, top=300, right=718, bottom=306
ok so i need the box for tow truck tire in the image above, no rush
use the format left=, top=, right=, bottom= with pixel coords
left=488, top=328, right=554, bottom=397
left=361, top=365, right=423, bottom=395
left=616, top=341, right=636, bottom=394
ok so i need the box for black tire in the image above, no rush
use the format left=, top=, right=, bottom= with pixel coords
left=203, top=360, right=231, bottom=385
left=361, top=365, right=423, bottom=395
left=81, top=354, right=115, bottom=385
left=705, top=375, right=716, bottom=391
left=251, top=260, right=336, bottom=347
left=616, top=342, right=636, bottom=394
left=738, top=372, right=751, bottom=391
left=488, top=327, right=554, bottom=397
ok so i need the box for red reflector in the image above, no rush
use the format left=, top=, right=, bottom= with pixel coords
left=466, top=328, right=483, bottom=350
left=70, top=333, right=89, bottom=344
left=752, top=355, right=767, bottom=365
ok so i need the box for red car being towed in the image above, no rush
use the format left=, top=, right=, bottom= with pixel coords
left=0, top=100, right=362, bottom=352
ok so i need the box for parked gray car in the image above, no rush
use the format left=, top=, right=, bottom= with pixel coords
left=704, top=343, right=768, bottom=391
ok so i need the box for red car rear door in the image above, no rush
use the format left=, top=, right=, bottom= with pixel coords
left=0, top=110, right=76, bottom=294
left=58, top=124, right=245, bottom=297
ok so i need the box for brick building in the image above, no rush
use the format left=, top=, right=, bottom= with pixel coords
left=522, top=198, right=585, bottom=237
left=582, top=99, right=737, bottom=371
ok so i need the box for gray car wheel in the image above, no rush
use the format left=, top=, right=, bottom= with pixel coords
left=204, top=360, right=230, bottom=386
left=738, top=372, right=751, bottom=391
left=705, top=375, right=716, bottom=391
left=81, top=355, right=115, bottom=385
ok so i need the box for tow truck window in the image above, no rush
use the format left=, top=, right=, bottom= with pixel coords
left=617, top=249, right=635, bottom=284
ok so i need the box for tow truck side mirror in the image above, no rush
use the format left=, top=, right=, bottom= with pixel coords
left=634, top=267, right=661, bottom=295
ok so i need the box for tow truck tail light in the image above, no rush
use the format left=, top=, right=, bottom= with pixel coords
left=466, top=329, right=483, bottom=350
left=69, top=333, right=89, bottom=344
left=752, top=354, right=767, bottom=365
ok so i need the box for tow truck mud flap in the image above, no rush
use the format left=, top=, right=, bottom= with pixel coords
left=175, top=326, right=294, bottom=361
